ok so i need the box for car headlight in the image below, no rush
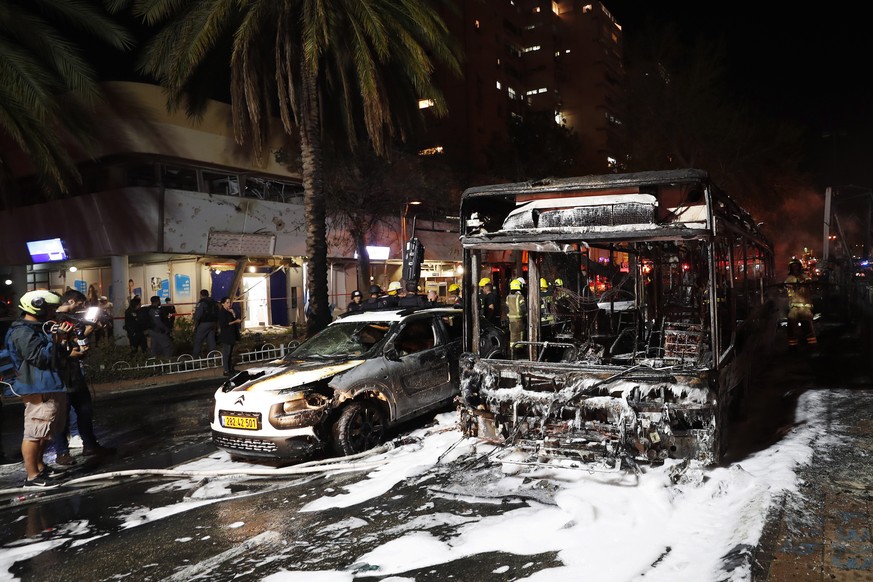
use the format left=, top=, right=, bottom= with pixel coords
left=269, top=391, right=331, bottom=429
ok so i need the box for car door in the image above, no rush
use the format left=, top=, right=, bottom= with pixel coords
left=384, top=315, right=454, bottom=420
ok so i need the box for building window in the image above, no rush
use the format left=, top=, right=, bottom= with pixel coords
left=508, top=87, right=517, bottom=99
left=418, top=98, right=435, bottom=109
left=552, top=1, right=560, bottom=15
left=474, top=19, right=480, bottom=29
left=523, top=45, right=541, bottom=53
left=525, top=87, right=548, bottom=96
left=582, top=4, right=593, bottom=13
left=496, top=81, right=502, bottom=90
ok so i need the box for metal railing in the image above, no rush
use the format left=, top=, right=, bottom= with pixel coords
left=107, top=341, right=301, bottom=376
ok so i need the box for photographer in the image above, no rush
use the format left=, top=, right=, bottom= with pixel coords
left=51, top=290, right=114, bottom=466
left=5, top=290, right=69, bottom=487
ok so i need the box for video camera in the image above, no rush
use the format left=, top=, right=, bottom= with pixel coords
left=54, top=306, right=111, bottom=346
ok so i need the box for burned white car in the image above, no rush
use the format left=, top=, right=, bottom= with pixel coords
left=212, top=307, right=506, bottom=460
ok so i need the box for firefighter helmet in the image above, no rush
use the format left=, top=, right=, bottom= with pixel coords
left=387, top=281, right=402, bottom=294
left=448, top=283, right=460, bottom=294
left=510, top=279, right=523, bottom=291
left=554, top=278, right=563, bottom=287
left=540, top=278, right=548, bottom=290
left=368, top=284, right=382, bottom=295
left=478, top=277, right=491, bottom=287
left=19, top=289, right=61, bottom=316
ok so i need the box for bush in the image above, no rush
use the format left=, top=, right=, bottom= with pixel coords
left=81, top=325, right=301, bottom=384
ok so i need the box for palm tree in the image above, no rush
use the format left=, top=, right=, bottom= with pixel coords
left=0, top=0, right=133, bottom=205
left=124, top=0, right=462, bottom=336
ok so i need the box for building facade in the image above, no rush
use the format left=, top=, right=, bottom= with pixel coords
left=422, top=0, right=625, bottom=174
left=0, top=82, right=462, bottom=341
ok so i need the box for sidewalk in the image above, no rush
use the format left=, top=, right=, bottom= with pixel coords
left=752, top=317, right=873, bottom=580
left=89, top=366, right=229, bottom=399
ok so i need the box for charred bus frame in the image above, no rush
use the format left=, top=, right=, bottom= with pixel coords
left=458, top=169, right=777, bottom=466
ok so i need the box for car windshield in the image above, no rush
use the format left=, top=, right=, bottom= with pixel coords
left=285, top=321, right=392, bottom=360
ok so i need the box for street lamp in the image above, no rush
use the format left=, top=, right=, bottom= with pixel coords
left=401, top=200, right=422, bottom=247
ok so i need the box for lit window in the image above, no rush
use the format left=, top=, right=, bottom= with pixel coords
left=554, top=111, right=563, bottom=124
left=418, top=146, right=444, bottom=156
left=582, top=4, right=593, bottom=13
left=496, top=81, right=502, bottom=90
left=474, top=19, right=480, bottom=29
left=526, top=87, right=548, bottom=95
left=534, top=6, right=541, bottom=12
left=565, top=49, right=571, bottom=54
left=552, top=1, right=560, bottom=14
left=523, top=45, right=541, bottom=53
left=555, top=50, right=560, bottom=57
left=508, top=87, right=517, bottom=99
left=418, top=99, right=435, bottom=109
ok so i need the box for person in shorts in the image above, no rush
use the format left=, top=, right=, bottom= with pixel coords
left=4, top=290, right=71, bottom=488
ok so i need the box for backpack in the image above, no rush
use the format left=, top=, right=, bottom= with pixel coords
left=137, top=305, right=153, bottom=330
left=200, top=299, right=218, bottom=323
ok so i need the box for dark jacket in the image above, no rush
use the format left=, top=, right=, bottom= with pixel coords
left=193, top=297, right=219, bottom=326
left=218, top=308, right=240, bottom=344
left=4, top=320, right=65, bottom=396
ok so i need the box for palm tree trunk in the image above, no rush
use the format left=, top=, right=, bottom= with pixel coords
left=300, top=61, right=331, bottom=336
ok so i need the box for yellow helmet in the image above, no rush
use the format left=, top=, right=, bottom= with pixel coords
left=448, top=283, right=460, bottom=294
left=19, top=289, right=61, bottom=316
left=540, top=277, right=548, bottom=290
left=554, top=278, right=563, bottom=286
left=387, top=281, right=402, bottom=294
left=478, top=277, right=491, bottom=287
left=510, top=279, right=522, bottom=291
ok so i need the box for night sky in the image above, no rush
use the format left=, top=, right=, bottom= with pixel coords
left=604, top=1, right=873, bottom=188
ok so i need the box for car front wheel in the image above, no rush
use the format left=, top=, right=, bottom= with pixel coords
left=332, top=401, right=387, bottom=456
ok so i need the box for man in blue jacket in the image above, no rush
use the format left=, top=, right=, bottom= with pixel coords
left=4, top=290, right=71, bottom=488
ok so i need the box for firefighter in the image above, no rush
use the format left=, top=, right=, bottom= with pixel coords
left=540, top=277, right=554, bottom=324
left=448, top=283, right=461, bottom=306
left=506, top=278, right=526, bottom=357
left=784, top=258, right=817, bottom=350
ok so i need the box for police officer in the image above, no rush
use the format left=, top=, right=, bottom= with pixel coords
left=361, top=285, right=383, bottom=311
left=398, top=282, right=425, bottom=307
left=479, top=278, right=500, bottom=325
left=347, top=290, right=364, bottom=313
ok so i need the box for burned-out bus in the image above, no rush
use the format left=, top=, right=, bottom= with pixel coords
left=458, top=169, right=777, bottom=467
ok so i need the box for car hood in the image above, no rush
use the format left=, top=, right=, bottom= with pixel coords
left=233, top=359, right=366, bottom=393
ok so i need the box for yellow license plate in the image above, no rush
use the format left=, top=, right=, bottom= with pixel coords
left=222, top=415, right=259, bottom=430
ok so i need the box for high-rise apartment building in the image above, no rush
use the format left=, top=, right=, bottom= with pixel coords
left=421, top=0, right=625, bottom=175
